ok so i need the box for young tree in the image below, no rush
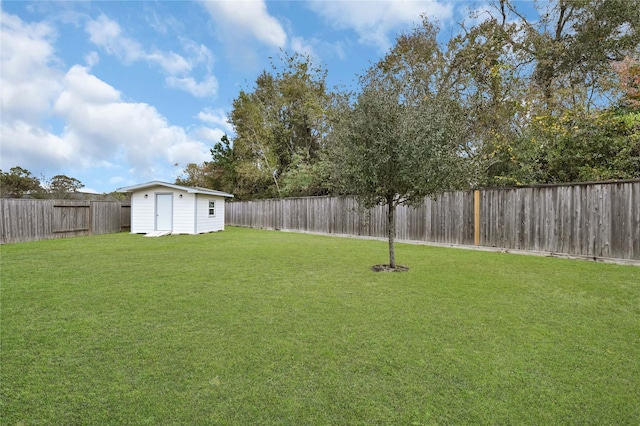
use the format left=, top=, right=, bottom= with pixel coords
left=331, top=20, right=474, bottom=269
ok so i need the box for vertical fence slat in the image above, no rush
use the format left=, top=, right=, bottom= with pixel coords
left=0, top=200, right=130, bottom=244
left=224, top=181, right=640, bottom=261
left=4, top=181, right=636, bottom=261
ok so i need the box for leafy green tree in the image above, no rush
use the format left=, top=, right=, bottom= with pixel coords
left=531, top=109, right=639, bottom=182
left=0, top=167, right=43, bottom=198
left=175, top=162, right=215, bottom=188
left=448, top=15, right=529, bottom=186
left=208, top=134, right=238, bottom=195
left=103, top=191, right=130, bottom=201
left=230, top=86, right=282, bottom=198
left=229, top=52, right=335, bottom=199
left=448, top=0, right=640, bottom=185
left=331, top=21, right=474, bottom=269
left=280, top=152, right=331, bottom=197
left=499, top=0, right=640, bottom=111
left=175, top=135, right=238, bottom=195
left=47, top=175, right=84, bottom=198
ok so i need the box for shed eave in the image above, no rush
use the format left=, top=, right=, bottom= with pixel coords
left=115, top=181, right=233, bottom=198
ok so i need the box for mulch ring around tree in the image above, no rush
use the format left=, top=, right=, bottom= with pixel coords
left=370, top=264, right=409, bottom=272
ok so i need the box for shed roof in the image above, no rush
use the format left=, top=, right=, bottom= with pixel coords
left=116, top=181, right=234, bottom=198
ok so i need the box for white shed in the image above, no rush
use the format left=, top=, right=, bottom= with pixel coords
left=116, top=181, right=234, bottom=235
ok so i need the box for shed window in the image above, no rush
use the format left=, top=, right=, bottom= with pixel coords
left=208, top=201, right=215, bottom=216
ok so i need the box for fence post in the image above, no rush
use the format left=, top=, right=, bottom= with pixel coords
left=474, top=189, right=481, bottom=246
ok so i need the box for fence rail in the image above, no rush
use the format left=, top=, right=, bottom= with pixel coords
left=226, top=180, right=640, bottom=261
left=0, top=199, right=131, bottom=244
left=3, top=181, right=638, bottom=261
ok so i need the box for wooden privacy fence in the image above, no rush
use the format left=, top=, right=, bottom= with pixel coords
left=0, top=199, right=131, bottom=244
left=226, top=180, right=640, bottom=261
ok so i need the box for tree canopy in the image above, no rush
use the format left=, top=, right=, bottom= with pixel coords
left=331, top=20, right=474, bottom=269
left=0, top=167, right=42, bottom=198
left=46, top=175, right=84, bottom=198
left=1, top=167, right=86, bottom=199
left=181, top=0, right=639, bottom=201
left=447, top=0, right=640, bottom=186
left=227, top=52, right=335, bottom=199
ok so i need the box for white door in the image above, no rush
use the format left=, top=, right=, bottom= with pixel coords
left=156, top=194, right=172, bottom=231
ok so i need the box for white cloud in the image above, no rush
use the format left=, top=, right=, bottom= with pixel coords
left=85, top=51, right=100, bottom=67
left=166, top=75, right=218, bottom=98
left=198, top=0, right=287, bottom=70
left=0, top=10, right=73, bottom=173
left=1, top=120, right=74, bottom=170
left=146, top=50, right=192, bottom=75
left=59, top=64, right=120, bottom=103
left=84, top=14, right=216, bottom=97
left=85, top=13, right=122, bottom=45
left=183, top=40, right=215, bottom=71
left=197, top=108, right=233, bottom=134
left=145, top=9, right=182, bottom=36
left=109, top=176, right=127, bottom=186
left=85, top=14, right=191, bottom=74
left=308, top=0, right=453, bottom=51
left=167, top=138, right=215, bottom=165
left=1, top=11, right=212, bottom=189
left=290, top=36, right=318, bottom=61
left=194, top=127, right=227, bottom=146
left=199, top=0, right=287, bottom=48
left=195, top=108, right=233, bottom=144
left=0, top=11, right=62, bottom=123
left=85, top=14, right=143, bottom=64
left=53, top=65, right=211, bottom=171
left=288, top=35, right=347, bottom=63
left=195, top=126, right=226, bottom=143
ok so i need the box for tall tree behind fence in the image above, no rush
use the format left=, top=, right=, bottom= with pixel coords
left=0, top=200, right=131, bottom=244
left=226, top=180, right=640, bottom=261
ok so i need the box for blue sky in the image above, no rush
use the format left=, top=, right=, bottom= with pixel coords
left=1, top=0, right=515, bottom=194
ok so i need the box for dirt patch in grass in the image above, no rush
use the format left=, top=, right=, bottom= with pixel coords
left=370, top=264, right=409, bottom=272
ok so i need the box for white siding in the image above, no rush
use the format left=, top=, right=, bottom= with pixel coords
left=129, top=185, right=228, bottom=234
left=195, top=195, right=226, bottom=233
left=130, top=190, right=156, bottom=234
left=172, top=191, right=196, bottom=234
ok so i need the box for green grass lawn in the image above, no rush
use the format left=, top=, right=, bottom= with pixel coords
left=1, top=227, right=639, bottom=425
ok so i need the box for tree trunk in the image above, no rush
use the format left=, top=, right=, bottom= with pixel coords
left=387, top=198, right=396, bottom=269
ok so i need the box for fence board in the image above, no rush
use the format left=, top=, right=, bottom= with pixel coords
left=53, top=201, right=90, bottom=238
left=226, top=180, right=640, bottom=261
left=91, top=201, right=125, bottom=235
left=0, top=199, right=131, bottom=244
